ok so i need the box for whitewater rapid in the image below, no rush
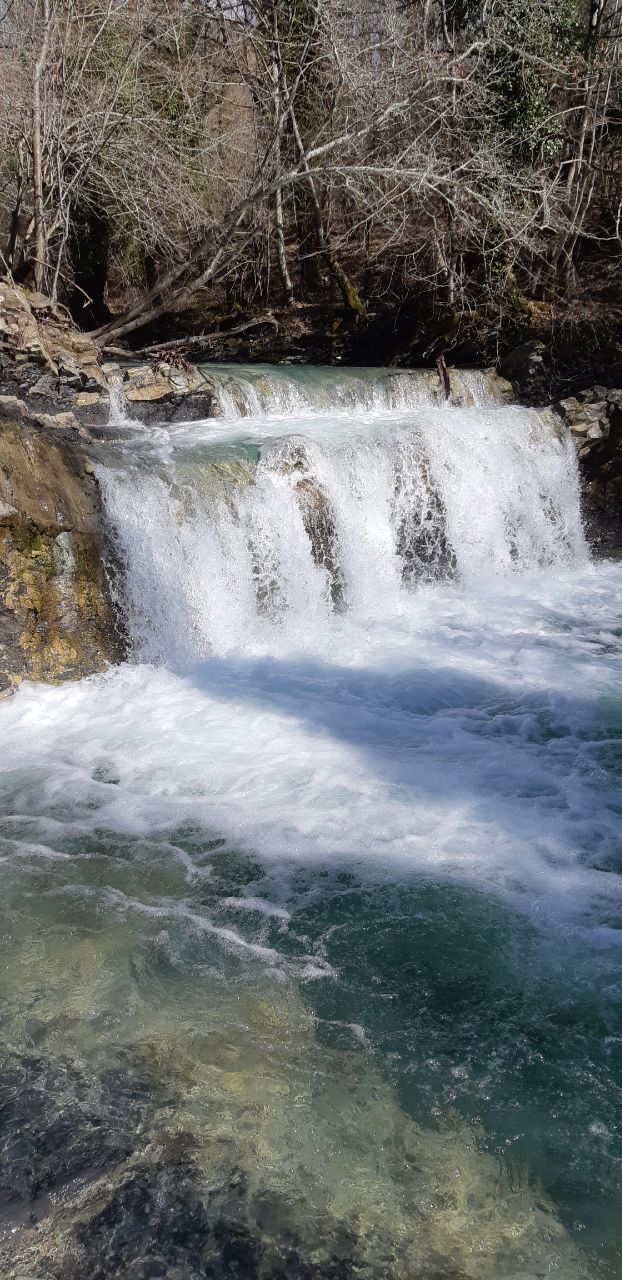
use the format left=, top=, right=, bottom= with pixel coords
left=1, top=365, right=620, bottom=932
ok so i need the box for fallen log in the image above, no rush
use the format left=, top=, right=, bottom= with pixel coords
left=102, top=314, right=278, bottom=362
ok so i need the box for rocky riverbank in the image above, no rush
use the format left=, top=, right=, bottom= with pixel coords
left=555, top=389, right=622, bottom=555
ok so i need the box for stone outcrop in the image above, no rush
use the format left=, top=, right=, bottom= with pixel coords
left=0, top=417, right=123, bottom=690
left=1, top=281, right=218, bottom=427
left=0, top=390, right=83, bottom=436
left=498, top=340, right=551, bottom=405
left=555, top=388, right=622, bottom=553
left=0, top=279, right=106, bottom=407
left=102, top=360, right=216, bottom=424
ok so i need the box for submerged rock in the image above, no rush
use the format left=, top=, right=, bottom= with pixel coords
left=0, top=1049, right=159, bottom=1212
left=260, top=436, right=346, bottom=611
left=0, top=418, right=123, bottom=689
left=394, top=452, right=457, bottom=584
left=6, top=1144, right=362, bottom=1280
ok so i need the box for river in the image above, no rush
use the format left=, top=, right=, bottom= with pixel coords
left=1, top=365, right=621, bottom=1278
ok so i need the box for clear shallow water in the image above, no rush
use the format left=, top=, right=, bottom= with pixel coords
left=1, top=366, right=622, bottom=1277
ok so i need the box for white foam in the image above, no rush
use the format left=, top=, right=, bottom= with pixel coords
left=1, top=563, right=620, bottom=933
left=2, top=369, right=618, bottom=936
left=107, top=377, right=142, bottom=428
left=223, top=896, right=292, bottom=921
left=99, top=403, right=585, bottom=665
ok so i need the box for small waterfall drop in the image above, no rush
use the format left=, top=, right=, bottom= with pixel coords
left=98, top=366, right=585, bottom=667
left=106, top=375, right=141, bottom=427
left=204, top=364, right=497, bottom=419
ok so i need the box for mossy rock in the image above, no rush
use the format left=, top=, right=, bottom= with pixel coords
left=0, top=420, right=124, bottom=689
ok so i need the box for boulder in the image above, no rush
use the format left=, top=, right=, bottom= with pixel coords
left=114, top=361, right=217, bottom=423
left=0, top=417, right=124, bottom=689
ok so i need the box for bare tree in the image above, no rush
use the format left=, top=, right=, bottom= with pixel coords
left=0, top=0, right=620, bottom=349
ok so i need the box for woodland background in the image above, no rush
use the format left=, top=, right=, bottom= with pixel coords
left=1, top=0, right=621, bottom=375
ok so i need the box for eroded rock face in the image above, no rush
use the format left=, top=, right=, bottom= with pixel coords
left=0, top=419, right=123, bottom=689
left=498, top=341, right=550, bottom=405
left=555, top=389, right=622, bottom=553
left=0, top=281, right=106, bottom=406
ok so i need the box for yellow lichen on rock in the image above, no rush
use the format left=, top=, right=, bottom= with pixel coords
left=0, top=419, right=123, bottom=689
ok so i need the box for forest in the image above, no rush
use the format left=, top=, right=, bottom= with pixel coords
left=1, top=0, right=621, bottom=373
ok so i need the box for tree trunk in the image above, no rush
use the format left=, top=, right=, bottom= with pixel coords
left=32, top=0, right=51, bottom=294
left=285, top=97, right=366, bottom=322
left=269, top=3, right=294, bottom=306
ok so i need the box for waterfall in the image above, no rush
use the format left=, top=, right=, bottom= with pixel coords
left=203, top=363, right=498, bottom=419
left=107, top=375, right=141, bottom=427
left=98, top=367, right=585, bottom=667
left=3, top=363, right=620, bottom=1280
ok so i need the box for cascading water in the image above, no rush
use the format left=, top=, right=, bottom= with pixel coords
left=99, top=374, right=585, bottom=664
left=106, top=371, right=141, bottom=427
left=1, top=364, right=621, bottom=1280
left=204, top=362, right=493, bottom=418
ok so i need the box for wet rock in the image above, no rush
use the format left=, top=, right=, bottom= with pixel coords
left=498, top=340, right=550, bottom=405
left=72, top=1155, right=211, bottom=1280
left=36, top=1153, right=362, bottom=1280
left=0, top=392, right=84, bottom=435
left=478, top=369, right=514, bottom=404
left=3, top=1103, right=364, bottom=1280
left=445, top=368, right=513, bottom=406
left=0, top=1049, right=159, bottom=1213
left=552, top=389, right=622, bottom=553
left=294, top=476, right=346, bottom=609
left=0, top=418, right=123, bottom=689
left=394, top=456, right=457, bottom=584
left=262, top=437, right=346, bottom=611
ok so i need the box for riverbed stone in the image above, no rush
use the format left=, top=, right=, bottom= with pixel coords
left=0, top=1049, right=159, bottom=1210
